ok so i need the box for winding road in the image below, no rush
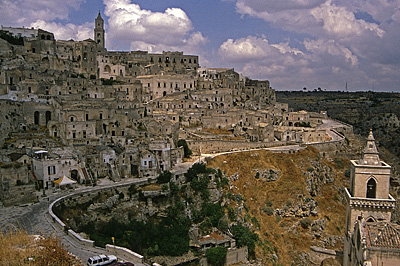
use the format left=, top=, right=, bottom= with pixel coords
left=0, top=119, right=347, bottom=264
left=0, top=178, right=149, bottom=265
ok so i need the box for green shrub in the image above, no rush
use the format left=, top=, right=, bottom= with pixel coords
left=202, top=203, right=224, bottom=227
left=251, top=217, right=260, bottom=229
left=265, top=200, right=272, bottom=207
left=177, top=139, right=192, bottom=158
left=227, top=206, right=236, bottom=221
left=206, top=246, right=227, bottom=266
left=334, top=157, right=344, bottom=169
left=157, top=171, right=172, bottom=184
left=345, top=169, right=351, bottom=178
left=263, top=207, right=274, bottom=216
left=231, top=224, right=259, bottom=258
left=300, top=218, right=312, bottom=229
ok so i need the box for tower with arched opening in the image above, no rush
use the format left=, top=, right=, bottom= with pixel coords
left=94, top=11, right=105, bottom=52
left=343, top=130, right=396, bottom=265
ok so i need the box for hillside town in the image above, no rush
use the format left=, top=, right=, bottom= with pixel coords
left=1, top=13, right=399, bottom=266
left=0, top=13, right=349, bottom=199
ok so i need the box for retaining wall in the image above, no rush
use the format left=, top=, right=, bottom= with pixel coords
left=310, top=246, right=337, bottom=264
left=188, top=139, right=286, bottom=154
left=106, top=244, right=144, bottom=264
left=48, top=180, right=149, bottom=263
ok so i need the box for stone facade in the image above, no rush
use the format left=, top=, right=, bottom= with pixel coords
left=0, top=13, right=347, bottom=198
left=344, top=130, right=398, bottom=266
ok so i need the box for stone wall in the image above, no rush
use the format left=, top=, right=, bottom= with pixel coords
left=199, top=247, right=248, bottom=266
left=0, top=184, right=37, bottom=207
left=310, top=246, right=338, bottom=265
left=367, top=248, right=400, bottom=266
left=188, top=139, right=287, bottom=154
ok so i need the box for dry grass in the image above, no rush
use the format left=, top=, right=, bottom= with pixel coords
left=141, top=183, right=162, bottom=191
left=207, top=147, right=347, bottom=265
left=202, top=128, right=232, bottom=135
left=0, top=228, right=83, bottom=265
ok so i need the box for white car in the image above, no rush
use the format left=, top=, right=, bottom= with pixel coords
left=87, top=254, right=118, bottom=266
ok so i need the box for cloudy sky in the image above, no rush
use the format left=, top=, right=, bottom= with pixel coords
left=1, top=0, right=399, bottom=92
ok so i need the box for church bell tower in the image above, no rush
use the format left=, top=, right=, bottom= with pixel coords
left=94, top=11, right=105, bottom=51
left=343, top=130, right=396, bottom=265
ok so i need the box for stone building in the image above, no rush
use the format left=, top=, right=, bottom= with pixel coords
left=343, top=130, right=398, bottom=266
left=31, top=148, right=91, bottom=188
left=0, top=12, right=335, bottom=191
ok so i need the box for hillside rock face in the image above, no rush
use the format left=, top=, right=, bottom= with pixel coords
left=275, top=196, right=319, bottom=218
left=305, top=160, right=335, bottom=197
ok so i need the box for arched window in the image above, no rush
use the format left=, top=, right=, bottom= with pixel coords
left=366, top=217, right=376, bottom=223
left=366, top=178, right=376, bottom=198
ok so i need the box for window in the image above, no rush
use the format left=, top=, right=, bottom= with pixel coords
left=367, top=178, right=376, bottom=198
left=48, top=166, right=56, bottom=175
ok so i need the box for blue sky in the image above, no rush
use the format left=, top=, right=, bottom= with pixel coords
left=1, top=0, right=400, bottom=92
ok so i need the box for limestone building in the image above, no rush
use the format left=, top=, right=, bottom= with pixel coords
left=0, top=12, right=340, bottom=194
left=343, top=130, right=398, bottom=266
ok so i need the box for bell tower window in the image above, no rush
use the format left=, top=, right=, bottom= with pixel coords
left=366, top=178, right=376, bottom=198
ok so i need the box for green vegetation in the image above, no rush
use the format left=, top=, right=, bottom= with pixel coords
left=177, top=139, right=192, bottom=158
left=157, top=171, right=172, bottom=184
left=205, top=246, right=227, bottom=266
left=202, top=203, right=224, bottom=228
left=231, top=224, right=259, bottom=258
left=185, top=162, right=213, bottom=182
left=263, top=207, right=274, bottom=216
left=185, top=162, right=215, bottom=201
left=101, top=78, right=124, bottom=85
left=334, top=157, right=344, bottom=169
left=0, top=31, right=24, bottom=45
left=80, top=208, right=190, bottom=257
left=300, top=218, right=312, bottom=229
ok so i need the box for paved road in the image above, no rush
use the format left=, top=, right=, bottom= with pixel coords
left=0, top=178, right=149, bottom=265
left=1, top=119, right=346, bottom=264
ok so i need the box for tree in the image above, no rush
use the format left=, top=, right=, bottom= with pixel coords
left=157, top=171, right=172, bottom=184
left=202, top=203, right=225, bottom=227
left=231, top=224, right=259, bottom=257
left=177, top=139, right=192, bottom=157
left=206, top=246, right=227, bottom=266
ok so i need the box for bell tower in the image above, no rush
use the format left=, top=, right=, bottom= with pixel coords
left=343, top=130, right=396, bottom=265
left=94, top=11, right=105, bottom=51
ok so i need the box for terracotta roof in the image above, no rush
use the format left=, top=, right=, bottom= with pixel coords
left=365, top=222, right=400, bottom=249
left=199, top=231, right=225, bottom=242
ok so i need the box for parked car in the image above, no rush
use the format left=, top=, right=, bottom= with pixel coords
left=87, top=254, right=118, bottom=266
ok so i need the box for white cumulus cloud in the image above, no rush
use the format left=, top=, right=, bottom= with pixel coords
left=30, top=20, right=93, bottom=41
left=104, top=0, right=207, bottom=53
left=217, top=35, right=367, bottom=90
left=0, top=0, right=84, bottom=26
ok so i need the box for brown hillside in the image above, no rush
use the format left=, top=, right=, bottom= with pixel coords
left=207, top=146, right=348, bottom=265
